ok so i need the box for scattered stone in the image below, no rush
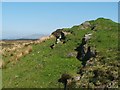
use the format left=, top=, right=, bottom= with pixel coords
left=67, top=52, right=77, bottom=58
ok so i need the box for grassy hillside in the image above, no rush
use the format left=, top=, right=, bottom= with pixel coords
left=2, top=18, right=119, bottom=88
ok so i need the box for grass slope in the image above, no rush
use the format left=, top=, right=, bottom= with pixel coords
left=2, top=18, right=119, bottom=88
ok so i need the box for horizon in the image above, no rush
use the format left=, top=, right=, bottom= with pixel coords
left=2, top=2, right=118, bottom=39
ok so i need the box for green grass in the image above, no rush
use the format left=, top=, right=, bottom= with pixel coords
left=2, top=38, right=81, bottom=88
left=2, top=18, right=119, bottom=88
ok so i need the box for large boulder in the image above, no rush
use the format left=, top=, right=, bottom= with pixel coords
left=80, top=21, right=91, bottom=30
left=51, top=29, right=63, bottom=38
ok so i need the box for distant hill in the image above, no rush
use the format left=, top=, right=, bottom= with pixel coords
left=19, top=34, right=49, bottom=40
left=2, top=34, right=49, bottom=40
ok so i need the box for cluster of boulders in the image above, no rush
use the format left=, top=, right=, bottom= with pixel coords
left=57, top=29, right=118, bottom=88
left=58, top=73, right=81, bottom=89
left=58, top=32, right=98, bottom=89
left=75, top=33, right=97, bottom=67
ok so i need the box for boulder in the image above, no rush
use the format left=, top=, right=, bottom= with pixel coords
left=80, top=21, right=91, bottom=29
left=52, top=29, right=63, bottom=38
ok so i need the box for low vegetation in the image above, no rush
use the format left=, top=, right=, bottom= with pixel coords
left=1, top=18, right=119, bottom=88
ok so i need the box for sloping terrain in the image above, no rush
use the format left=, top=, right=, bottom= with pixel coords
left=1, top=18, right=119, bottom=88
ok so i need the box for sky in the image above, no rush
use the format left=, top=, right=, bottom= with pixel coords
left=1, top=2, right=118, bottom=39
left=1, top=0, right=120, bottom=2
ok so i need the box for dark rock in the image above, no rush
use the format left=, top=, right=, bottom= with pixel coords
left=81, top=46, right=97, bottom=67
left=58, top=73, right=72, bottom=90
left=75, top=44, right=85, bottom=60
left=52, top=29, right=63, bottom=38
left=50, top=44, right=55, bottom=49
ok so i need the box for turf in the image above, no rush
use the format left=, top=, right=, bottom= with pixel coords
left=2, top=18, right=119, bottom=88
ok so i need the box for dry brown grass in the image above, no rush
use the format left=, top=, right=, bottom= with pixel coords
left=2, top=44, right=33, bottom=68
left=0, top=59, right=5, bottom=69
